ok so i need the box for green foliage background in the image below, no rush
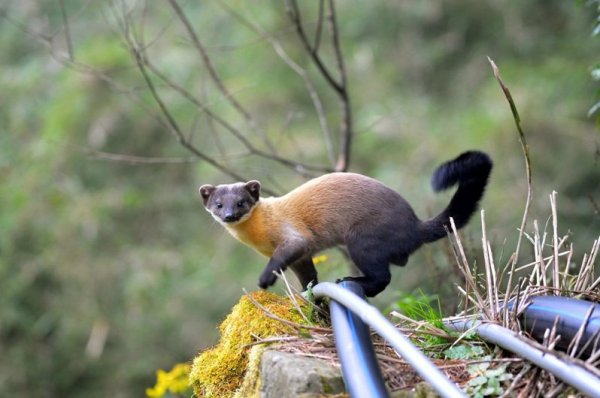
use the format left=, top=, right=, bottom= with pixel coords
left=1, top=1, right=598, bottom=397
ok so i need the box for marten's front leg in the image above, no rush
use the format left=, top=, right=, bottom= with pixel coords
left=289, top=258, right=318, bottom=291
left=258, top=241, right=308, bottom=289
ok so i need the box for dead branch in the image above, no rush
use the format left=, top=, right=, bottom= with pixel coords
left=10, top=1, right=355, bottom=194
left=58, top=0, right=73, bottom=60
left=488, top=58, right=533, bottom=315
left=86, top=149, right=198, bottom=165
left=143, top=58, right=331, bottom=176
left=167, top=0, right=250, bottom=122
left=286, top=0, right=352, bottom=171
left=128, top=39, right=250, bottom=183
left=216, top=0, right=337, bottom=168
left=3, top=7, right=259, bottom=187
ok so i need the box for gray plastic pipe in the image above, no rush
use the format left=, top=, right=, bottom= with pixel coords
left=313, top=282, right=465, bottom=398
left=447, top=319, right=600, bottom=398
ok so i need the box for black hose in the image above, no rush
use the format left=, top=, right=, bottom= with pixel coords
left=328, top=280, right=389, bottom=398
left=518, top=295, right=600, bottom=358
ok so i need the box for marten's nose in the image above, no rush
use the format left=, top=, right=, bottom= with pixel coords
left=223, top=213, right=236, bottom=222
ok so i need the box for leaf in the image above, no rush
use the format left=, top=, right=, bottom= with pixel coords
left=485, top=365, right=508, bottom=378
left=482, top=385, right=501, bottom=396
left=445, top=344, right=485, bottom=360
left=468, top=375, right=488, bottom=387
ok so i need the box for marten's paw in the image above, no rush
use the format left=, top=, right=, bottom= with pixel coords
left=258, top=269, right=278, bottom=289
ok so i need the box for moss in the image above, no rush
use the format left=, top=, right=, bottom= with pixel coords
left=189, top=291, right=310, bottom=397
left=233, top=345, right=265, bottom=398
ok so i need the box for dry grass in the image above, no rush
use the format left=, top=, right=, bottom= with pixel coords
left=441, top=192, right=600, bottom=397
left=249, top=194, right=599, bottom=396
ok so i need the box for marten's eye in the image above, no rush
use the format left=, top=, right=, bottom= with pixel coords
left=216, top=203, right=223, bottom=209
left=237, top=200, right=244, bottom=207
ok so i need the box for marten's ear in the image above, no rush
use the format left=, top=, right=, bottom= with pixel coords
left=199, top=184, right=216, bottom=206
left=245, top=180, right=261, bottom=202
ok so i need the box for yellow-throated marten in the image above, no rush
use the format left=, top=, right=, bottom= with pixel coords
left=199, top=151, right=492, bottom=297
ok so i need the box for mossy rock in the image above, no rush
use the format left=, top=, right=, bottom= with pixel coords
left=190, top=291, right=312, bottom=397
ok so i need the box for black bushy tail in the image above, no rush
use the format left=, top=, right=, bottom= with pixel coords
left=420, top=150, right=493, bottom=243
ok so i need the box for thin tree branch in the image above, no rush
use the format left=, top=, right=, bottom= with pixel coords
left=313, top=0, right=325, bottom=52
left=167, top=0, right=250, bottom=120
left=326, top=0, right=352, bottom=172
left=6, top=7, right=275, bottom=191
left=143, top=58, right=331, bottom=176
left=216, top=0, right=337, bottom=168
left=111, top=4, right=328, bottom=186
left=127, top=40, right=251, bottom=185
left=58, top=0, right=74, bottom=60
left=106, top=5, right=256, bottom=184
left=285, top=0, right=343, bottom=93
left=167, top=0, right=278, bottom=154
left=285, top=0, right=352, bottom=171
left=87, top=149, right=198, bottom=165
left=327, top=0, right=347, bottom=89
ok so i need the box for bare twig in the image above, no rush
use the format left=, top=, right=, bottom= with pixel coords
left=286, top=0, right=352, bottom=171
left=7, top=6, right=263, bottom=187
left=87, top=149, right=198, bottom=165
left=278, top=272, right=311, bottom=325
left=313, top=0, right=325, bottom=52
left=285, top=0, right=342, bottom=93
left=58, top=0, right=74, bottom=60
left=567, top=304, right=595, bottom=357
left=325, top=0, right=352, bottom=172
left=550, top=191, right=560, bottom=293
left=167, top=0, right=280, bottom=154
left=121, top=21, right=251, bottom=183
left=216, top=0, right=337, bottom=168
left=488, top=57, right=533, bottom=318
left=144, top=59, right=330, bottom=177
left=242, top=289, right=331, bottom=333
left=167, top=0, right=249, bottom=121
left=449, top=218, right=489, bottom=317
left=481, top=210, right=499, bottom=319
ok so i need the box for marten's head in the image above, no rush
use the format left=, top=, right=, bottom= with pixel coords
left=199, top=181, right=261, bottom=225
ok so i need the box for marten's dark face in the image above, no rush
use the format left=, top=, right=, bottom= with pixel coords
left=199, top=181, right=261, bottom=225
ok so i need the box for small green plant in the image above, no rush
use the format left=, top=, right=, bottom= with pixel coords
left=466, top=361, right=513, bottom=398
left=303, top=281, right=316, bottom=323
left=388, top=291, right=448, bottom=349
left=443, top=344, right=485, bottom=360
left=388, top=291, right=442, bottom=325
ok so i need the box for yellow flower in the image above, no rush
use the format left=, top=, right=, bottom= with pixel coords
left=312, top=255, right=328, bottom=265
left=146, top=363, right=191, bottom=398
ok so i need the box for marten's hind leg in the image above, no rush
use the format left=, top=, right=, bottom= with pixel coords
left=343, top=241, right=391, bottom=297
left=289, top=257, right=318, bottom=291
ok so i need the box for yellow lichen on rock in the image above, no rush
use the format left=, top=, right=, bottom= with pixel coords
left=189, top=291, right=311, bottom=398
